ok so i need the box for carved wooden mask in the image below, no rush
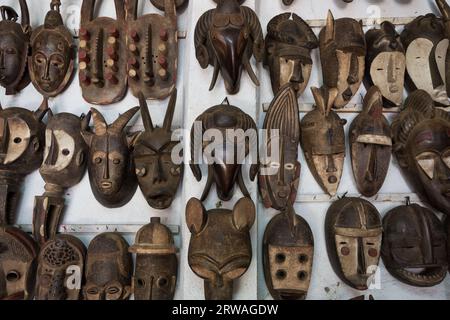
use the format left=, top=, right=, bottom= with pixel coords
left=129, top=217, right=178, bottom=300
left=83, top=233, right=132, bottom=300
left=325, top=197, right=382, bottom=290
left=263, top=206, right=313, bottom=300
left=392, top=90, right=450, bottom=215
left=381, top=203, right=448, bottom=287
left=264, top=13, right=318, bottom=96
left=35, top=235, right=86, bottom=300
left=0, top=0, right=31, bottom=95
left=365, top=22, right=405, bottom=108
left=300, top=87, right=347, bottom=196
left=186, top=197, right=255, bottom=300
left=0, top=226, right=38, bottom=300
left=319, top=11, right=365, bottom=108
left=79, top=0, right=127, bottom=105
left=259, top=85, right=300, bottom=210
left=194, top=0, right=264, bottom=94
left=134, top=90, right=183, bottom=210
left=437, top=0, right=450, bottom=98
left=81, top=107, right=139, bottom=208
left=350, top=87, right=392, bottom=197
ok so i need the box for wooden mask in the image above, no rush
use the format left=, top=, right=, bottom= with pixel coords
left=300, top=87, right=347, bottom=196
left=437, top=0, right=450, bottom=99
left=134, top=90, right=183, bottom=210
left=365, top=22, right=405, bottom=108
left=0, top=0, right=31, bottom=95
left=401, top=14, right=450, bottom=106
left=0, top=226, right=38, bottom=300
left=186, top=197, right=255, bottom=300
left=81, top=107, right=140, bottom=208
left=263, top=206, right=314, bottom=300
left=129, top=217, right=178, bottom=300
left=35, top=235, right=86, bottom=300
left=264, top=13, right=318, bottom=96
left=319, top=11, right=366, bottom=109
left=350, top=87, right=392, bottom=197
left=381, top=203, right=447, bottom=287
left=79, top=0, right=127, bottom=105
left=259, top=85, right=300, bottom=210
left=29, top=1, right=76, bottom=98
left=83, top=233, right=132, bottom=300
left=391, top=90, right=450, bottom=215
left=194, top=0, right=264, bottom=94
left=325, top=197, right=382, bottom=290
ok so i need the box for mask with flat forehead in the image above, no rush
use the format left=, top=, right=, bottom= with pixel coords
left=81, top=107, right=140, bottom=208
left=186, top=197, right=255, bottom=300
left=325, top=197, right=382, bottom=290
left=350, top=87, right=392, bottom=197
left=381, top=203, right=447, bottom=287
left=319, top=11, right=366, bottom=108
left=392, top=90, right=450, bottom=215
left=264, top=13, right=318, bottom=96
left=134, top=90, right=183, bottom=210
left=129, top=217, right=178, bottom=300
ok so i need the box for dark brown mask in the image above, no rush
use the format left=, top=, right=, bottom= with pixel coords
left=83, top=233, right=132, bottom=300
left=129, top=217, right=178, bottom=300
left=0, top=226, right=38, bottom=300
left=0, top=0, right=31, bottom=95
left=264, top=13, right=318, bottom=96
left=436, top=0, right=450, bottom=98
left=79, top=0, right=127, bottom=105
left=263, top=206, right=313, bottom=300
left=134, top=90, right=183, bottom=210
left=81, top=107, right=139, bottom=208
left=300, top=87, right=347, bottom=196
left=392, top=90, right=450, bottom=215
left=350, top=86, right=392, bottom=197
left=319, top=11, right=366, bottom=108
left=186, top=197, right=255, bottom=300
left=194, top=0, right=264, bottom=94
left=259, top=85, right=300, bottom=210
left=35, top=235, right=86, bottom=300
left=381, top=203, right=448, bottom=287
left=325, top=197, right=382, bottom=291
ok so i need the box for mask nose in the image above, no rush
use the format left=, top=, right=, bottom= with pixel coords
left=357, top=237, right=367, bottom=275
left=387, top=55, right=397, bottom=83
left=152, top=157, right=166, bottom=184
left=103, top=158, right=110, bottom=180
left=326, top=155, right=337, bottom=173
left=42, top=61, right=51, bottom=81
left=347, top=54, right=359, bottom=85
left=290, top=62, right=304, bottom=84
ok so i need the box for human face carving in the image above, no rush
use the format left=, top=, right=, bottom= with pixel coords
left=335, top=50, right=365, bottom=107
left=278, top=58, right=311, bottom=94
left=0, top=33, right=25, bottom=87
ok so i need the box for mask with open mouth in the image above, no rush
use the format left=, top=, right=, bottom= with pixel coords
left=381, top=202, right=448, bottom=287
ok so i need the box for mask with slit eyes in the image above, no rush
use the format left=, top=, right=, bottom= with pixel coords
left=186, top=197, right=255, bottom=300
left=392, top=90, right=450, bottom=215
left=381, top=202, right=448, bottom=287
left=350, top=86, right=392, bottom=197
left=325, top=197, right=382, bottom=291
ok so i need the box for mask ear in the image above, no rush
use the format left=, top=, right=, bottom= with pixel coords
left=232, top=197, right=255, bottom=231
left=186, top=198, right=207, bottom=234
left=127, top=131, right=141, bottom=148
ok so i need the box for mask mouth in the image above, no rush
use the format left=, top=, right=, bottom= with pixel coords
left=147, top=193, right=172, bottom=208
left=342, top=88, right=353, bottom=101
left=101, top=181, right=113, bottom=189
left=395, top=266, right=447, bottom=285
left=389, top=84, right=399, bottom=93
left=277, top=290, right=307, bottom=300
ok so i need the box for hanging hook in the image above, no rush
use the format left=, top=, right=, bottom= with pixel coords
left=50, top=0, right=61, bottom=12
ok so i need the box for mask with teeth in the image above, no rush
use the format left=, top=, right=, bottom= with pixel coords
left=381, top=202, right=448, bottom=287
left=325, top=197, right=382, bottom=291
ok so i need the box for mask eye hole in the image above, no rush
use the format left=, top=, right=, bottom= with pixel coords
left=341, top=246, right=350, bottom=256
left=284, top=163, right=295, bottom=170
left=95, top=157, right=102, bottom=164
left=368, top=248, right=378, bottom=257
left=62, top=148, right=70, bottom=156
left=113, top=159, right=121, bottom=165
left=136, top=167, right=147, bottom=177
left=157, top=277, right=168, bottom=288
left=6, top=270, right=20, bottom=282
left=416, top=153, right=436, bottom=179
left=13, top=137, right=22, bottom=144
left=275, top=270, right=287, bottom=280
left=275, top=253, right=286, bottom=264
left=271, top=162, right=280, bottom=169
left=107, top=286, right=119, bottom=294
left=297, top=271, right=308, bottom=281
left=136, top=278, right=145, bottom=288
left=87, top=287, right=98, bottom=295
left=6, top=48, right=16, bottom=55
left=298, top=254, right=308, bottom=264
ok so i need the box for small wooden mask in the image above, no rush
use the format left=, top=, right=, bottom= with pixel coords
left=0, top=0, right=31, bottom=95
left=190, top=98, right=258, bottom=201
left=259, top=85, right=300, bottom=210
left=35, top=235, right=86, bottom=300
left=134, top=90, right=183, bottom=210
left=350, top=87, right=392, bottom=197
left=319, top=11, right=366, bottom=109
left=300, top=87, right=347, bottom=196
left=263, top=206, right=313, bottom=300
left=83, top=233, right=132, bottom=300
left=186, top=197, right=255, bottom=300
left=325, top=197, right=382, bottom=290
left=365, top=22, right=406, bottom=108
left=264, top=13, right=318, bottom=96
left=194, top=0, right=264, bottom=94
left=381, top=203, right=448, bottom=287
left=0, top=226, right=38, bottom=300
left=81, top=107, right=140, bottom=208
left=392, top=90, right=450, bottom=215
left=79, top=0, right=127, bottom=105
left=129, top=217, right=178, bottom=300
